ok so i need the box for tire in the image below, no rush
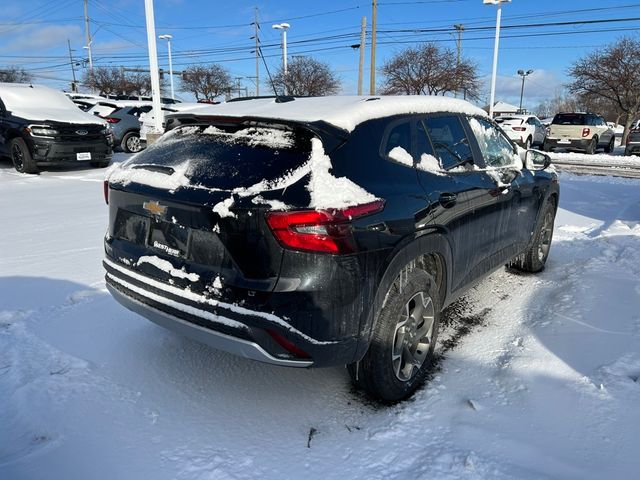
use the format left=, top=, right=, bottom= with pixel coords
left=9, top=137, right=38, bottom=174
left=349, top=268, right=440, bottom=403
left=510, top=199, right=556, bottom=273
left=542, top=141, right=552, bottom=152
left=586, top=137, right=597, bottom=155
left=121, top=131, right=143, bottom=153
left=605, top=137, right=614, bottom=154
left=90, top=160, right=111, bottom=168
left=524, top=136, right=532, bottom=149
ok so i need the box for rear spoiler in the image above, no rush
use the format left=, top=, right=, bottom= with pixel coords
left=164, top=114, right=349, bottom=153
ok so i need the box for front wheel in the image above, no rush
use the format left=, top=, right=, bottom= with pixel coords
left=349, top=268, right=440, bottom=403
left=10, top=137, right=38, bottom=174
left=510, top=199, right=556, bottom=273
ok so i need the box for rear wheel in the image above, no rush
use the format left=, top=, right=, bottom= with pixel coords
left=524, top=136, right=532, bottom=149
left=605, top=136, right=615, bottom=154
left=586, top=137, right=597, bottom=155
left=10, top=137, right=38, bottom=174
left=543, top=141, right=553, bottom=152
left=121, top=131, right=143, bottom=153
left=350, top=268, right=440, bottom=403
left=510, top=199, right=556, bottom=273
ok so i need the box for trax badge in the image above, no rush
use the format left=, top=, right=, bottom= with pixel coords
left=143, top=200, right=167, bottom=216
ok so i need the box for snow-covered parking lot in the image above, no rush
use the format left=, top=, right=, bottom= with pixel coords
left=1, top=155, right=640, bottom=479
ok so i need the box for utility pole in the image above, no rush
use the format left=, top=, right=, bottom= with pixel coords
left=454, top=24, right=464, bottom=98
left=83, top=0, right=93, bottom=71
left=144, top=0, right=163, bottom=134
left=253, top=7, right=260, bottom=96
left=358, top=16, right=366, bottom=95
left=369, top=0, right=377, bottom=95
left=67, top=39, right=77, bottom=92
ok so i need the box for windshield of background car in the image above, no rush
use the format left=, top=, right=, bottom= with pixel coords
left=552, top=113, right=587, bottom=125
left=495, top=117, right=523, bottom=125
left=125, top=124, right=313, bottom=190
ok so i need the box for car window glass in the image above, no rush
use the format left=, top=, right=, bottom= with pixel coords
left=384, top=121, right=413, bottom=166
left=468, top=117, right=518, bottom=168
left=422, top=115, right=473, bottom=170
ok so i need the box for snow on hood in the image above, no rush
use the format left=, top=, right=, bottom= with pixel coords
left=190, top=95, right=487, bottom=132
left=0, top=83, right=106, bottom=125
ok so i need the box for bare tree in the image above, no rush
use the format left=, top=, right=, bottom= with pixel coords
left=181, top=64, right=231, bottom=101
left=569, top=37, right=640, bottom=143
left=0, top=66, right=32, bottom=83
left=271, top=56, right=340, bottom=96
left=380, top=43, right=480, bottom=99
left=83, top=67, right=153, bottom=96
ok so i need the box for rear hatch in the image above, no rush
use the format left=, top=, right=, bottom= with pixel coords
left=105, top=120, right=323, bottom=305
left=495, top=117, right=525, bottom=138
left=549, top=113, right=588, bottom=140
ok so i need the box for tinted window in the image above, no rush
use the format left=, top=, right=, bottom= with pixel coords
left=553, top=113, right=587, bottom=125
left=416, top=121, right=436, bottom=158
left=385, top=121, right=412, bottom=156
left=125, top=125, right=312, bottom=190
left=422, top=116, right=473, bottom=170
left=468, top=117, right=517, bottom=168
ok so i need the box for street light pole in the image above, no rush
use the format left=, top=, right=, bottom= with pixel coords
left=144, top=0, right=163, bottom=134
left=159, top=34, right=174, bottom=100
left=272, top=23, right=290, bottom=94
left=518, top=69, right=533, bottom=112
left=485, top=0, right=510, bottom=118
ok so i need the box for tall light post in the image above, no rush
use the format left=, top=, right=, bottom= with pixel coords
left=144, top=0, right=163, bottom=134
left=484, top=0, right=511, bottom=118
left=272, top=22, right=290, bottom=94
left=158, top=34, right=174, bottom=99
left=517, top=69, right=533, bottom=112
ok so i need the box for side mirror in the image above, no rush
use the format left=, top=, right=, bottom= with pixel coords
left=525, top=149, right=551, bottom=171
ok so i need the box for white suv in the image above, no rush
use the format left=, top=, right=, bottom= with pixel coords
left=495, top=114, right=546, bottom=149
left=544, top=112, right=615, bottom=154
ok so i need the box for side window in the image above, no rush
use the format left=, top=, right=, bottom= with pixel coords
left=384, top=121, right=413, bottom=166
left=468, top=117, right=517, bottom=168
left=527, top=118, right=535, bottom=125
left=422, top=115, right=473, bottom=170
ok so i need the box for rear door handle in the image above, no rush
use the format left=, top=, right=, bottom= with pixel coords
left=439, top=192, right=457, bottom=208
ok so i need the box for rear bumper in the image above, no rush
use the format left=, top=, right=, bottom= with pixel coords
left=544, top=137, right=591, bottom=151
left=103, top=257, right=362, bottom=367
left=625, top=143, right=640, bottom=155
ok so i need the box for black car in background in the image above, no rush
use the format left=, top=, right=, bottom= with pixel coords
left=103, top=96, right=559, bottom=402
left=0, top=83, right=112, bottom=173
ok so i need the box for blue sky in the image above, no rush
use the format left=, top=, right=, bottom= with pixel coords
left=1, top=0, right=639, bottom=109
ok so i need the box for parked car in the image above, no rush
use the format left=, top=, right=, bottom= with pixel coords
left=495, top=114, right=546, bottom=148
left=0, top=83, right=112, bottom=173
left=544, top=112, right=615, bottom=154
left=103, top=96, right=558, bottom=402
left=104, top=105, right=153, bottom=153
left=139, top=102, right=210, bottom=146
left=624, top=129, right=640, bottom=156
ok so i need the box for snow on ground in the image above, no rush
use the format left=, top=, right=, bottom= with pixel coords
left=1, top=155, right=640, bottom=479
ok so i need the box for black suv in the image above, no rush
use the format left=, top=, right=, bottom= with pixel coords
left=0, top=83, right=112, bottom=173
left=103, top=96, right=559, bottom=402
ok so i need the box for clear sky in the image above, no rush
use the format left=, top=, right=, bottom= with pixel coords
left=1, top=0, right=639, bottom=110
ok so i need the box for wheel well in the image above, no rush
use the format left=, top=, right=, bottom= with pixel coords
left=415, top=253, right=446, bottom=303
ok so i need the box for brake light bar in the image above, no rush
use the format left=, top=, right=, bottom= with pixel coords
left=103, top=180, right=109, bottom=204
left=512, top=127, right=526, bottom=131
left=105, top=117, right=121, bottom=123
left=266, top=200, right=385, bottom=254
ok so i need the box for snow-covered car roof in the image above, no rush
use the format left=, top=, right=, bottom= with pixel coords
left=0, top=82, right=106, bottom=125
left=190, top=95, right=487, bottom=133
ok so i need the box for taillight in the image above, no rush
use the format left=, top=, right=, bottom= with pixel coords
left=512, top=127, right=526, bottom=131
left=105, top=117, right=120, bottom=123
left=265, top=200, right=385, bottom=254
left=582, top=127, right=590, bottom=138
left=103, top=180, right=109, bottom=204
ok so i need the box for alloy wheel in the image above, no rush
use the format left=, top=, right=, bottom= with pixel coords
left=537, top=211, right=554, bottom=262
left=11, top=143, right=24, bottom=170
left=126, top=135, right=142, bottom=153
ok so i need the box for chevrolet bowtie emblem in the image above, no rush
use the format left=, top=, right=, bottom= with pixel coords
left=143, top=200, right=167, bottom=216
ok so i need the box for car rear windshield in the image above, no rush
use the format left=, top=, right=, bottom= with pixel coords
left=495, top=117, right=523, bottom=124
left=125, top=124, right=313, bottom=190
left=552, top=113, right=587, bottom=125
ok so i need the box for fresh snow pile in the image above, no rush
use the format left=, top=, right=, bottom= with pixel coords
left=107, top=160, right=194, bottom=192
left=388, top=146, right=444, bottom=175
left=136, top=255, right=199, bottom=282
left=307, top=138, right=377, bottom=209
left=202, top=126, right=294, bottom=149
left=549, top=150, right=640, bottom=168
left=191, top=95, right=487, bottom=132
left=1, top=155, right=640, bottom=479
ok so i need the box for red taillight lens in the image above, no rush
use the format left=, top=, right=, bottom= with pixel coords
left=105, top=117, right=120, bottom=123
left=265, top=200, right=385, bottom=255
left=266, top=329, right=310, bottom=359
left=103, top=180, right=109, bottom=204
left=512, top=127, right=526, bottom=131
left=582, top=127, right=590, bottom=138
